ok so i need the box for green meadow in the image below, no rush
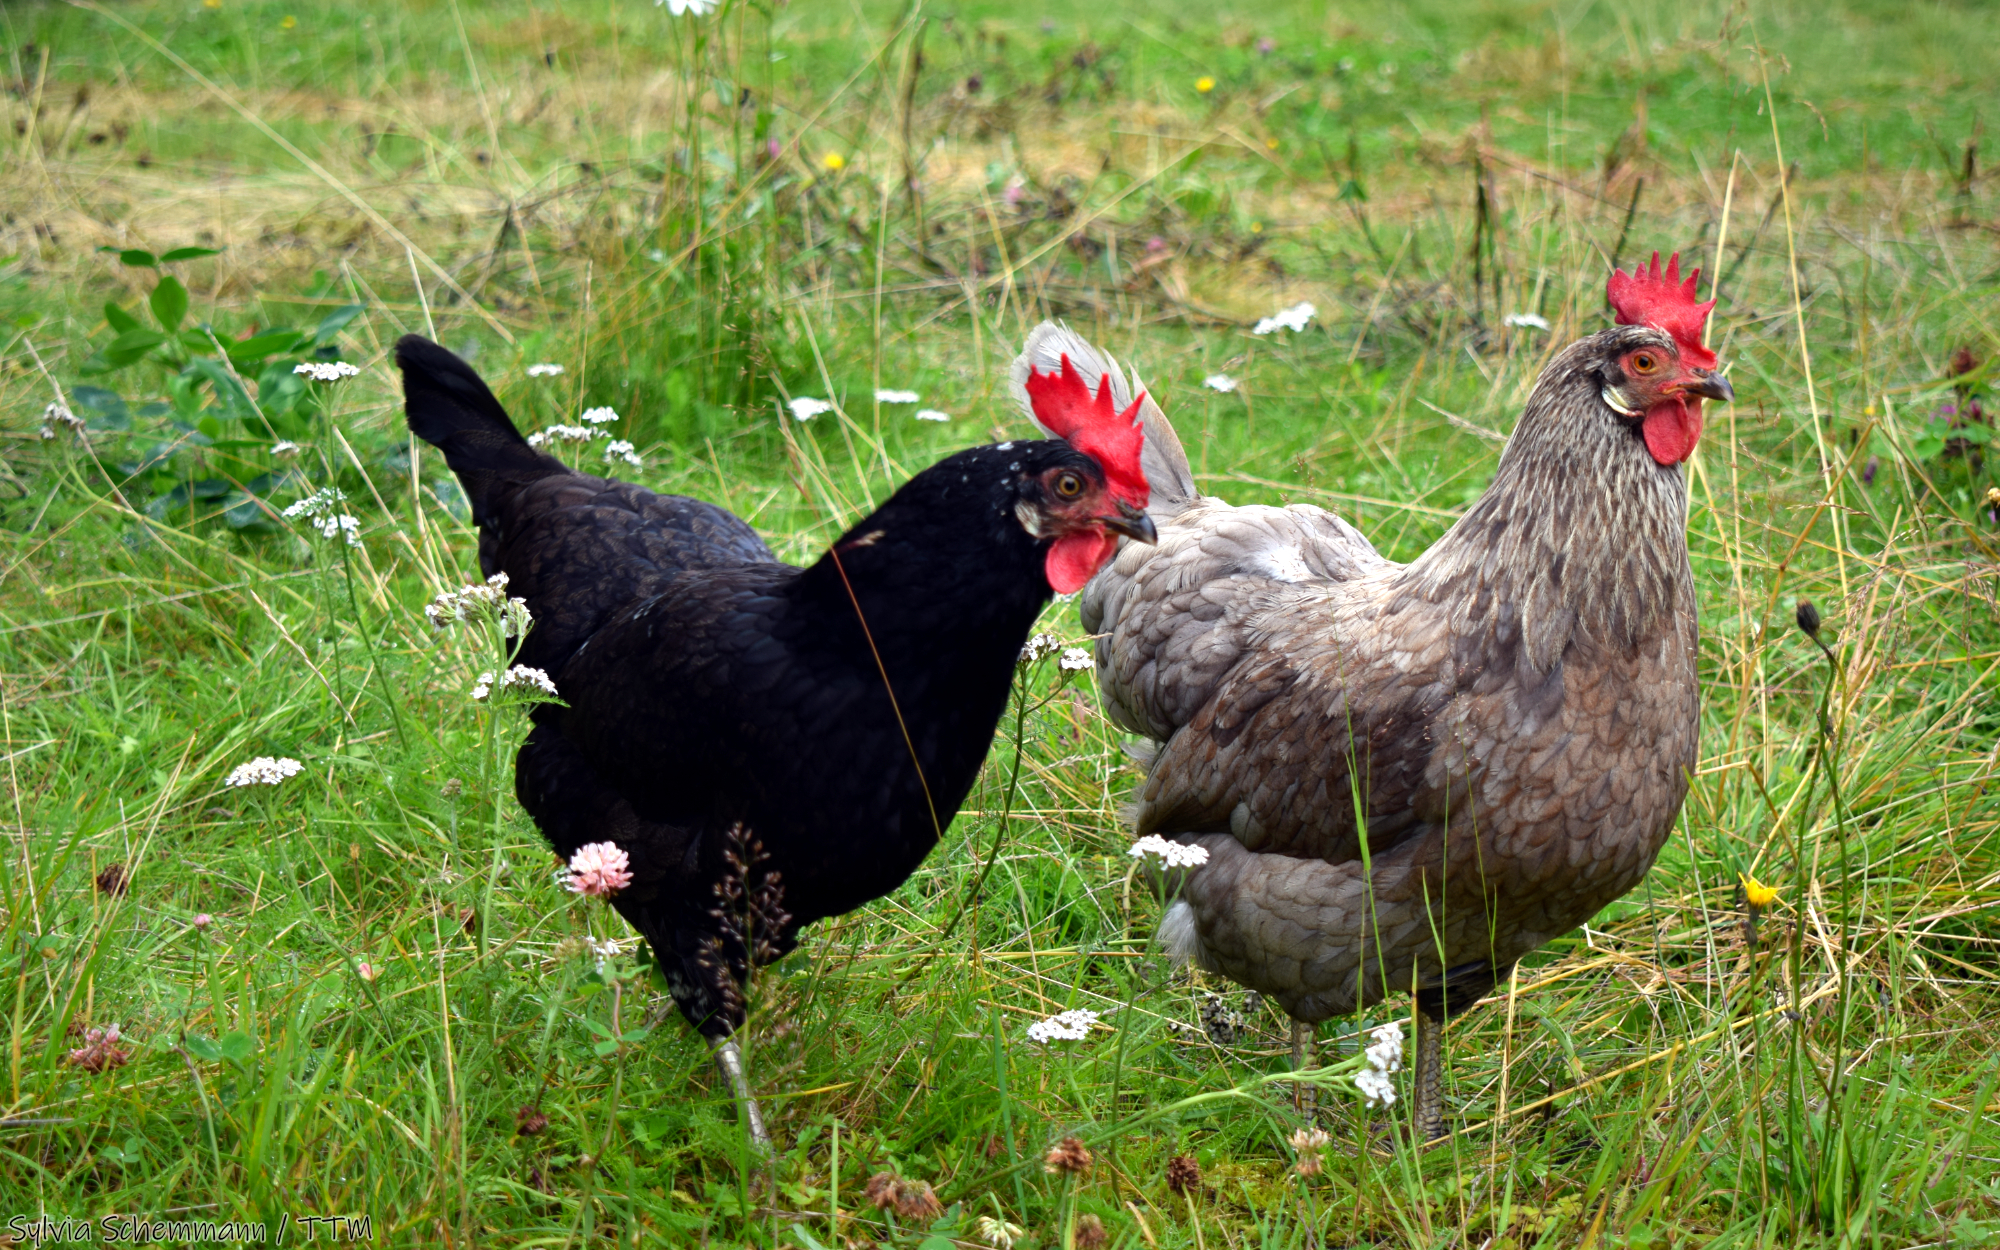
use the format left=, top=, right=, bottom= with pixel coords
left=0, top=0, right=1996, bottom=1243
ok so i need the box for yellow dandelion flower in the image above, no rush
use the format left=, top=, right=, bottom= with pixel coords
left=1741, top=874, right=1780, bottom=909
left=281, top=14, right=297, bottom=27
left=820, top=152, right=846, bottom=172
left=1266, top=138, right=1280, bottom=150
left=203, top=0, right=221, bottom=8
left=1195, top=76, right=1216, bottom=93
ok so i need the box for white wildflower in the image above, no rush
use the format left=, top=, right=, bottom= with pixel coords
left=584, top=934, right=637, bottom=974
left=874, top=389, right=921, bottom=404
left=1059, top=646, right=1093, bottom=672
left=225, top=756, right=304, bottom=788
left=424, top=572, right=531, bottom=636
left=658, top=0, right=717, bottom=13
left=1026, top=1007, right=1099, bottom=1043
left=580, top=406, right=620, bottom=425
left=1503, top=312, right=1551, bottom=331
left=526, top=424, right=601, bottom=448
left=271, top=440, right=301, bottom=456
left=1203, top=373, right=1238, bottom=392
left=1018, top=632, right=1061, bottom=666
left=526, top=363, right=565, bottom=378
left=40, top=401, right=86, bottom=439
left=971, top=1217, right=1026, bottom=1250
left=1252, top=301, right=1316, bottom=335
left=471, top=665, right=560, bottom=703
left=788, top=396, right=834, bottom=421
left=284, top=489, right=361, bottom=545
left=914, top=409, right=951, bottom=422
left=293, top=361, right=361, bottom=382
left=1364, top=1020, right=1404, bottom=1072
left=603, top=439, right=643, bottom=468
left=1354, top=1065, right=1397, bottom=1107
left=1128, top=834, right=1210, bottom=870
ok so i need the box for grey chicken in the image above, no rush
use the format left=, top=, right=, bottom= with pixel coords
left=1014, top=254, right=1732, bottom=1136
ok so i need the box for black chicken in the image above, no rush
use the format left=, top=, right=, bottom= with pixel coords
left=396, top=336, right=1154, bottom=1145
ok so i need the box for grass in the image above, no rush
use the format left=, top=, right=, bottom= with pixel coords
left=2, top=0, right=1998, bottom=1244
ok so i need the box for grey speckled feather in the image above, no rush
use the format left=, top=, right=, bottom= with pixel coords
left=1041, top=322, right=1702, bottom=1022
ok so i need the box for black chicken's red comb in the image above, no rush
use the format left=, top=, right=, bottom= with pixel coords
left=1608, top=252, right=1717, bottom=369
left=1022, top=355, right=1149, bottom=507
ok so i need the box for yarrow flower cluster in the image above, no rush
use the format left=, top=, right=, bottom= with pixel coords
left=526, top=424, right=600, bottom=448
left=1253, top=301, right=1316, bottom=335
left=1503, top=312, right=1551, bottom=331
left=271, top=440, right=302, bottom=457
left=567, top=841, right=634, bottom=897
left=1027, top=1007, right=1099, bottom=1043
left=293, top=361, right=361, bottom=382
left=874, top=389, right=921, bottom=404
left=1354, top=1020, right=1403, bottom=1107
left=788, top=396, right=834, bottom=421
left=40, top=401, right=86, bottom=439
left=225, top=756, right=304, bottom=787
left=282, top=488, right=361, bottom=546
left=471, top=665, right=560, bottom=703
left=1018, top=633, right=1062, bottom=666
left=658, top=0, right=717, bottom=13
left=1203, top=374, right=1239, bottom=392
left=914, top=409, right=951, bottom=422
left=424, top=571, right=532, bottom=636
left=1059, top=646, right=1093, bottom=672
left=526, top=362, right=565, bottom=377
left=580, top=406, right=620, bottom=425
left=604, top=439, right=643, bottom=468
left=1128, top=834, right=1210, bottom=870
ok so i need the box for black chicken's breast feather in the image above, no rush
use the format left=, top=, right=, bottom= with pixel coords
left=396, top=335, right=1102, bottom=1039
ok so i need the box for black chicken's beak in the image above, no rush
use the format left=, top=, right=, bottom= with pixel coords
left=1101, top=499, right=1158, bottom=545
left=1685, top=370, right=1734, bottom=404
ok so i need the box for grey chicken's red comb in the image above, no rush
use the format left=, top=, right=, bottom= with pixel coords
left=1608, top=252, right=1717, bottom=369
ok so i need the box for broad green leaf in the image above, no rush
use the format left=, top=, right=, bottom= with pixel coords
left=312, top=303, right=364, bottom=346
left=149, top=275, right=189, bottom=331
left=218, top=1031, right=258, bottom=1063
left=104, top=328, right=166, bottom=368
left=183, top=1035, right=223, bottom=1062
left=103, top=302, right=141, bottom=334
left=98, top=246, right=158, bottom=269
left=228, top=329, right=305, bottom=363
left=159, top=246, right=223, bottom=262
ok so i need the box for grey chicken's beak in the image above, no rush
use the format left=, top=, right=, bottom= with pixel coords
left=1684, top=370, right=1734, bottom=404
left=1101, top=499, right=1158, bottom=545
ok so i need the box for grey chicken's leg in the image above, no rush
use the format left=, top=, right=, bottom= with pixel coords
left=709, top=1037, right=772, bottom=1152
left=1290, top=1018, right=1315, bottom=1113
left=1412, top=1000, right=1446, bottom=1141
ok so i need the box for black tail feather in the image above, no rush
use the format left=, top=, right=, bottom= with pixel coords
left=396, top=335, right=565, bottom=521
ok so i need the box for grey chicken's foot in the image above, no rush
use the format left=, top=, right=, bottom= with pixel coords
left=1290, top=1018, right=1315, bottom=1114
left=1412, top=1001, right=1446, bottom=1141
left=709, top=1037, right=773, bottom=1153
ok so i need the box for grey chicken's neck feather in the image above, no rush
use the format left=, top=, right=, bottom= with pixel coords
left=1402, top=330, right=1694, bottom=671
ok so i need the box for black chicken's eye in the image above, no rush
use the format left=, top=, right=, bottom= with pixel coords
left=1631, top=352, right=1659, bottom=374
left=1054, top=472, right=1084, bottom=498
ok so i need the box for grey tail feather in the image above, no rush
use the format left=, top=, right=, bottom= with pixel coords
left=1008, top=321, right=1198, bottom=517
left=395, top=335, right=568, bottom=524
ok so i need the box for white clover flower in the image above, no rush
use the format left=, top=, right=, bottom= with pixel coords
left=1059, top=647, right=1093, bottom=672
left=1026, top=1007, right=1099, bottom=1043
left=293, top=361, right=361, bottom=382
left=1252, top=301, right=1316, bottom=335
left=1203, top=373, right=1238, bottom=392
left=658, top=0, right=717, bottom=12
left=1503, top=312, right=1551, bottom=331
left=971, top=1217, right=1026, bottom=1250
left=526, top=424, right=601, bottom=448
left=874, top=388, right=921, bottom=404
left=425, top=572, right=531, bottom=636
left=1018, top=632, right=1061, bottom=666
left=225, top=756, right=305, bottom=788
left=580, top=406, right=620, bottom=425
left=788, top=396, right=834, bottom=421
left=603, top=439, right=643, bottom=469
left=1354, top=1065, right=1396, bottom=1107
left=40, top=401, right=86, bottom=440
left=1128, top=834, right=1210, bottom=870
left=271, top=440, right=301, bottom=457
left=914, top=409, right=951, bottom=422
left=472, top=665, right=560, bottom=703
left=1364, top=1020, right=1404, bottom=1072
left=526, top=363, right=565, bottom=378
left=567, top=842, right=634, bottom=897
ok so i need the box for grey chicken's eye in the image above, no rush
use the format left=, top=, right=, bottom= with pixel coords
left=1630, top=351, right=1661, bottom=375
left=1054, top=472, right=1085, bottom=498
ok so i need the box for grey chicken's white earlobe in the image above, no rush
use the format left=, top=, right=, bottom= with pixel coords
left=1600, top=385, right=1640, bottom=417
